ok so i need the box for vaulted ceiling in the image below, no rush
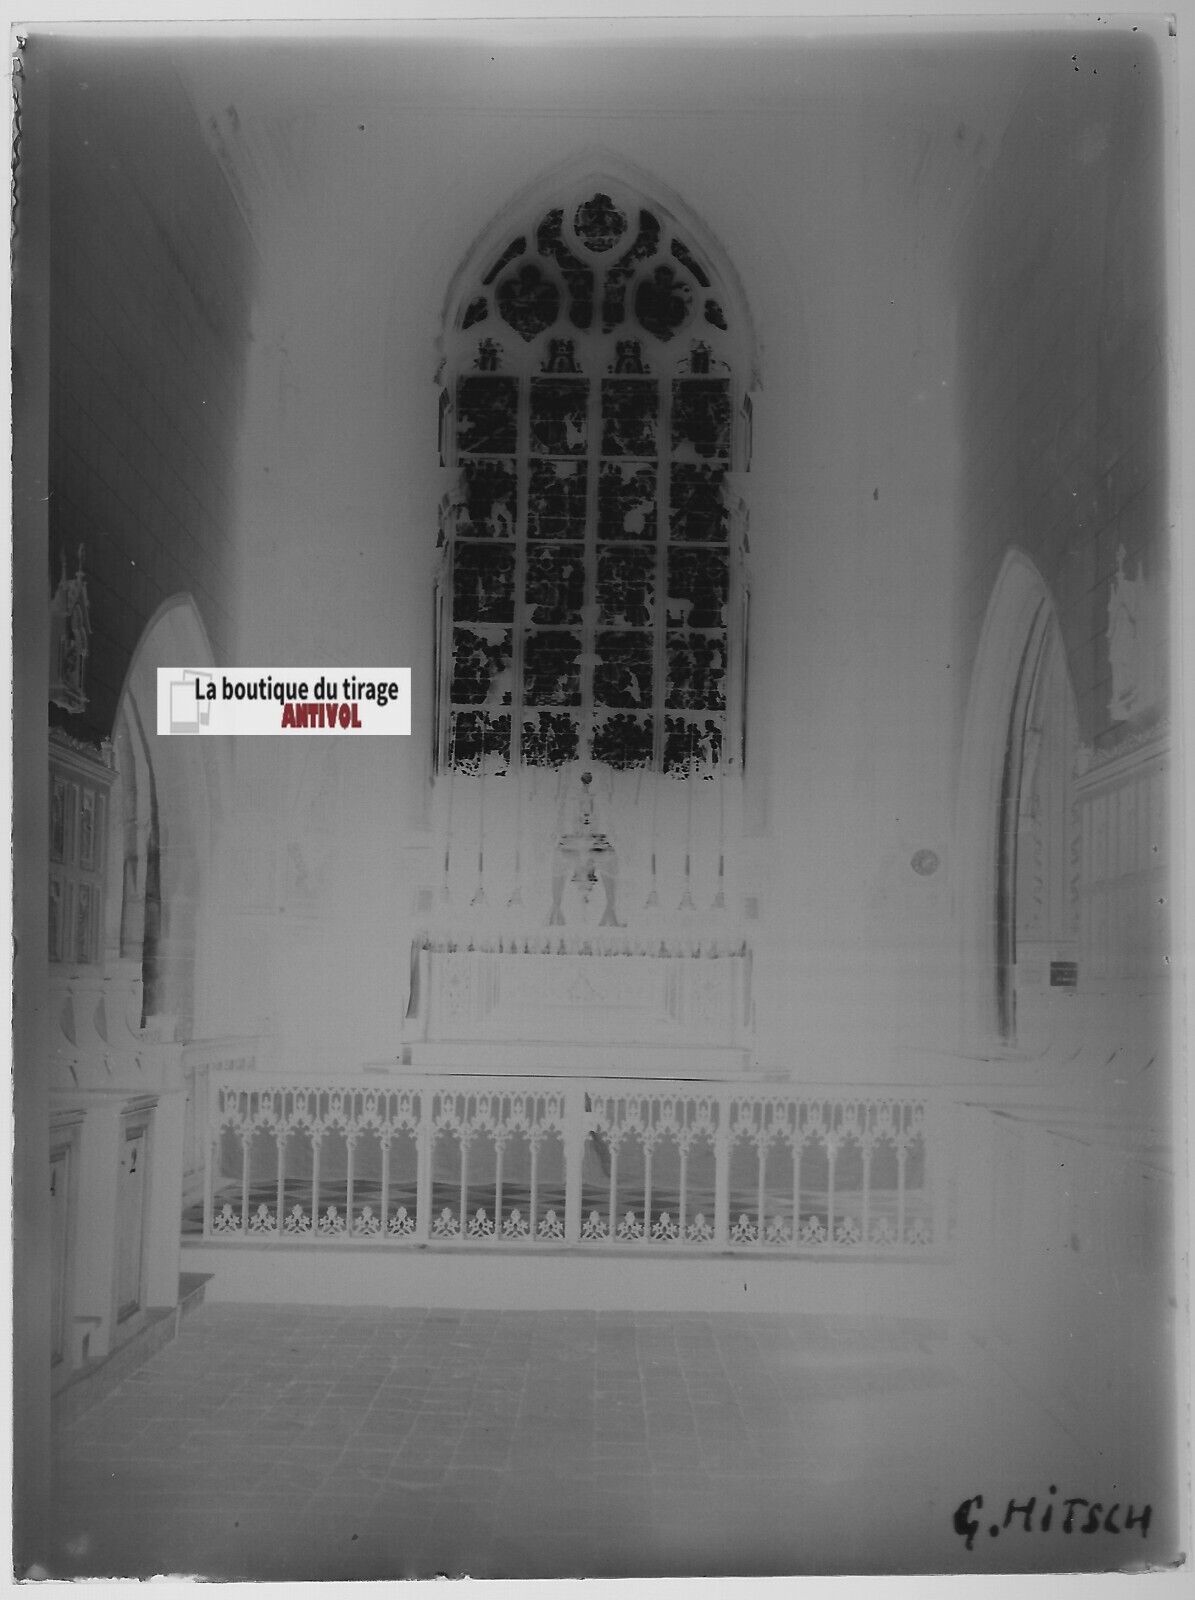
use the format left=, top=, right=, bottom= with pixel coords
left=167, top=26, right=1030, bottom=268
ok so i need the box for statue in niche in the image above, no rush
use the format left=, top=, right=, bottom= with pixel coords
left=549, top=770, right=620, bottom=927
left=49, top=545, right=91, bottom=714
left=1108, top=545, right=1158, bottom=723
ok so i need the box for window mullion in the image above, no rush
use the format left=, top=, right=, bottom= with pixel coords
left=581, top=348, right=600, bottom=760
left=511, top=367, right=532, bottom=772
left=653, top=351, right=672, bottom=772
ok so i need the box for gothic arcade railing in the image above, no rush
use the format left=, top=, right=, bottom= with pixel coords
left=199, top=1074, right=947, bottom=1254
left=182, top=1038, right=261, bottom=1202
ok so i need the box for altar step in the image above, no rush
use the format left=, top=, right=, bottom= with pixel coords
left=52, top=1272, right=212, bottom=1429
left=181, top=1238, right=956, bottom=1320
left=396, top=1042, right=754, bottom=1076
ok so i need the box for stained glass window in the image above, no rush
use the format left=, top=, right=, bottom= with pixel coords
left=440, top=185, right=749, bottom=775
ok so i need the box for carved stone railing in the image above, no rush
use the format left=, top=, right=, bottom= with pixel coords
left=181, top=1037, right=262, bottom=1201
left=200, top=1073, right=947, bottom=1254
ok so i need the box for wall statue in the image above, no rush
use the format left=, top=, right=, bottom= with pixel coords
left=49, top=545, right=91, bottom=715
left=1107, top=545, right=1160, bottom=724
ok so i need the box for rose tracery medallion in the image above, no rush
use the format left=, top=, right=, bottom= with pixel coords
left=574, top=192, right=629, bottom=254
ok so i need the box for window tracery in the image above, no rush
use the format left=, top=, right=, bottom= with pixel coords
left=438, top=182, right=750, bottom=780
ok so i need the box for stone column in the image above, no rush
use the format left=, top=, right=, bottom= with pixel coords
left=69, top=1098, right=124, bottom=1362
left=143, top=1085, right=186, bottom=1308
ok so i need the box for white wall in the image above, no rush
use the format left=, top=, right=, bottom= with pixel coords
left=176, top=37, right=1069, bottom=1079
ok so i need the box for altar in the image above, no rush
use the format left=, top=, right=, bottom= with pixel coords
left=404, top=929, right=754, bottom=1078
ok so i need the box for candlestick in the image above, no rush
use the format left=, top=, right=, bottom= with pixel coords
left=645, top=761, right=660, bottom=907
left=441, top=719, right=456, bottom=903
left=508, top=752, right=523, bottom=907
left=471, top=723, right=487, bottom=906
left=713, top=754, right=726, bottom=910
left=679, top=724, right=696, bottom=910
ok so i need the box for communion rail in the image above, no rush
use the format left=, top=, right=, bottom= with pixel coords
left=196, top=1074, right=950, bottom=1255
left=181, top=1037, right=262, bottom=1203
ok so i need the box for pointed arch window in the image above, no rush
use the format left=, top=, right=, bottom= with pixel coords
left=436, top=183, right=751, bottom=780
left=997, top=612, right=1080, bottom=1045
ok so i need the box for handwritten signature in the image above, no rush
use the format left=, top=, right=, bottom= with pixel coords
left=953, top=1490, right=1152, bottom=1550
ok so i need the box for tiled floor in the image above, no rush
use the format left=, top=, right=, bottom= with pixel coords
left=47, top=1303, right=1168, bottom=1580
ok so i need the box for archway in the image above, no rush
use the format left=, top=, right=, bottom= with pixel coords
left=955, top=550, right=1079, bottom=1054
left=108, top=595, right=229, bottom=1040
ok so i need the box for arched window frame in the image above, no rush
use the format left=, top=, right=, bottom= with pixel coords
left=957, top=551, right=1082, bottom=1052
left=434, top=174, right=756, bottom=784
left=999, top=613, right=1081, bottom=1043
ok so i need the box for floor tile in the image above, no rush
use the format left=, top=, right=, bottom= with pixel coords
left=45, top=1300, right=1174, bottom=1580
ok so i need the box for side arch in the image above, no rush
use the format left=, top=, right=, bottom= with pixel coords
left=955, top=550, right=1079, bottom=1052
left=108, top=595, right=228, bottom=1037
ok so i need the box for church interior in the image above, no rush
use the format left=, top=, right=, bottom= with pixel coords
left=11, top=17, right=1185, bottom=1579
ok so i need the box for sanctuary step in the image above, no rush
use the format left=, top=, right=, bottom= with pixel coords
left=401, top=1041, right=752, bottom=1077
left=51, top=1272, right=212, bottom=1428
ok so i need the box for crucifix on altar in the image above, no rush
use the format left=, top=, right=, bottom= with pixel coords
left=549, top=770, right=621, bottom=927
